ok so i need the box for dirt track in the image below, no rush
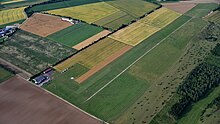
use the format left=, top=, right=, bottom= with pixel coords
left=76, top=45, right=132, bottom=83
left=20, top=13, right=72, bottom=37
left=0, top=76, right=101, bottom=124
left=73, top=30, right=111, bottom=50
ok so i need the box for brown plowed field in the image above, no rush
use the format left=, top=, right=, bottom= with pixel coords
left=0, top=76, right=101, bottom=124
left=76, top=45, right=132, bottom=83
left=162, top=2, right=196, bottom=14
left=73, top=30, right=111, bottom=50
left=20, top=13, right=72, bottom=37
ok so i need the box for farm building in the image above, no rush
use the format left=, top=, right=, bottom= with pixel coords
left=33, top=69, right=53, bottom=86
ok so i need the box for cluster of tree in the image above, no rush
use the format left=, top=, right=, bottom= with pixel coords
left=0, top=64, right=18, bottom=74
left=169, top=63, right=220, bottom=119
left=200, top=22, right=220, bottom=42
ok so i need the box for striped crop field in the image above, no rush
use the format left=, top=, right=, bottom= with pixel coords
left=0, top=7, right=26, bottom=25
left=140, top=7, right=181, bottom=28
left=47, top=2, right=120, bottom=23
left=54, top=37, right=130, bottom=72
left=110, top=7, right=181, bottom=46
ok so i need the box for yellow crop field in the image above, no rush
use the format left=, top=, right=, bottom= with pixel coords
left=47, top=2, right=120, bottom=23
left=54, top=37, right=129, bottom=72
left=109, top=8, right=181, bottom=46
left=0, top=7, right=26, bottom=25
left=110, top=22, right=160, bottom=46
left=140, top=7, right=181, bottom=28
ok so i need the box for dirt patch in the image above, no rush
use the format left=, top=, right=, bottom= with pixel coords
left=73, top=30, right=111, bottom=50
left=76, top=45, right=132, bottom=83
left=20, top=13, right=72, bottom=37
left=162, top=2, right=196, bottom=14
left=0, top=76, right=101, bottom=124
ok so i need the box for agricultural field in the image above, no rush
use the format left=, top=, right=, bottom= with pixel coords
left=110, top=7, right=181, bottom=46
left=0, top=67, right=13, bottom=83
left=162, top=2, right=196, bottom=14
left=20, top=13, right=72, bottom=37
left=1, top=0, right=24, bottom=4
left=0, top=76, right=101, bottom=124
left=0, top=7, right=26, bottom=25
left=47, top=22, right=104, bottom=48
left=104, top=0, right=159, bottom=18
left=44, top=13, right=192, bottom=122
left=1, top=0, right=48, bottom=8
left=0, top=30, right=76, bottom=74
left=206, top=10, right=220, bottom=24
left=54, top=37, right=130, bottom=72
left=47, top=2, right=120, bottom=23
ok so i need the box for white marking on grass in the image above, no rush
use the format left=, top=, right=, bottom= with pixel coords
left=85, top=18, right=192, bottom=102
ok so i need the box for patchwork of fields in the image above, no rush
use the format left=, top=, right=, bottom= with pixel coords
left=110, top=7, right=181, bottom=46
left=0, top=7, right=26, bottom=25
left=44, top=0, right=158, bottom=30
left=1, top=1, right=219, bottom=124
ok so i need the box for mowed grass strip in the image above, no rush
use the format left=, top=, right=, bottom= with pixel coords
left=110, top=7, right=181, bottom=46
left=47, top=23, right=103, bottom=47
left=54, top=37, right=130, bottom=71
left=140, top=7, right=181, bottom=28
left=110, top=22, right=160, bottom=46
left=0, top=7, right=26, bottom=25
left=104, top=0, right=159, bottom=18
left=47, top=2, right=120, bottom=23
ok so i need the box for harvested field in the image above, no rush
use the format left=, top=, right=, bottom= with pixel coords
left=20, top=13, right=72, bottom=37
left=0, top=7, right=26, bottom=25
left=162, top=2, right=196, bottom=14
left=48, top=23, right=104, bottom=48
left=0, top=76, right=101, bottom=124
left=76, top=45, right=132, bottom=83
left=73, top=30, right=111, bottom=50
left=110, top=7, right=181, bottom=46
left=54, top=37, right=130, bottom=72
left=0, top=30, right=76, bottom=74
left=47, top=2, right=119, bottom=23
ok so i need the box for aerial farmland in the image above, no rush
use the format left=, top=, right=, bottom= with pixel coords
left=0, top=0, right=220, bottom=124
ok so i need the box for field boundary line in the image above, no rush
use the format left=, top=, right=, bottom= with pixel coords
left=17, top=75, right=109, bottom=124
left=85, top=17, right=193, bottom=102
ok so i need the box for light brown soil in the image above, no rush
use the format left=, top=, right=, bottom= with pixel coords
left=76, top=45, right=132, bottom=83
left=162, top=2, right=196, bottom=14
left=73, top=30, right=111, bottom=50
left=0, top=76, right=102, bottom=124
left=20, top=13, right=72, bottom=37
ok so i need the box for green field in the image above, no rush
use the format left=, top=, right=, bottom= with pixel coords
left=2, top=0, right=48, bottom=8
left=0, top=7, right=26, bottom=25
left=48, top=23, right=103, bottom=47
left=104, top=0, right=159, bottom=18
left=47, top=2, right=119, bottom=23
left=54, top=37, right=129, bottom=72
left=0, top=30, right=76, bottom=75
left=0, top=67, right=13, bottom=83
left=0, top=19, right=25, bottom=28
left=44, top=14, right=191, bottom=122
left=185, top=3, right=219, bottom=18
left=206, top=10, right=220, bottom=24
